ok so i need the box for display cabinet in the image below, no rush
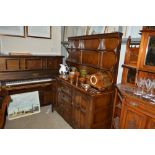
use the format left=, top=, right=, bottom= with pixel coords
left=112, top=28, right=155, bottom=129
left=121, top=36, right=140, bottom=85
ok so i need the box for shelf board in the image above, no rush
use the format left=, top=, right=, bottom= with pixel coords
left=138, top=68, right=155, bottom=74
left=122, top=64, right=137, bottom=69
left=67, top=48, right=114, bottom=52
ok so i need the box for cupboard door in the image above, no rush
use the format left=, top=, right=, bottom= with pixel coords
left=120, top=104, right=147, bottom=129
left=72, top=91, right=81, bottom=128
left=63, top=102, right=72, bottom=126
left=146, top=118, right=155, bottom=129
left=61, top=92, right=72, bottom=126
left=79, top=95, right=90, bottom=128
left=72, top=90, right=91, bottom=129
left=56, top=88, right=64, bottom=116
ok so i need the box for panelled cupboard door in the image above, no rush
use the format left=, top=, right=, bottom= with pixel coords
left=79, top=95, right=91, bottom=129
left=120, top=104, right=147, bottom=129
left=62, top=102, right=72, bottom=126
left=72, top=90, right=91, bottom=128
left=72, top=90, right=81, bottom=128
left=56, top=87, right=64, bottom=116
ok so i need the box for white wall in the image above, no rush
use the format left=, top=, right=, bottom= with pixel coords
left=117, top=44, right=126, bottom=84
left=0, top=26, right=61, bottom=55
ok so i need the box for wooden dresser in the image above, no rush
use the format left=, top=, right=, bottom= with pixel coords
left=55, top=32, right=123, bottom=128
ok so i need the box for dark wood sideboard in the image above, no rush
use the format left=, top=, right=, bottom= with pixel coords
left=55, top=32, right=123, bottom=128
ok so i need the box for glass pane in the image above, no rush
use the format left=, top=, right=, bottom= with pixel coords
left=145, top=36, right=155, bottom=66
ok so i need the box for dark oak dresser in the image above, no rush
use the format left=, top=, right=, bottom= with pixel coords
left=55, top=32, right=123, bottom=128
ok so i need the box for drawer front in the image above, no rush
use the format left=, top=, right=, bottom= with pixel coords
left=60, top=82, right=72, bottom=96
left=125, top=97, right=155, bottom=117
left=61, top=91, right=72, bottom=103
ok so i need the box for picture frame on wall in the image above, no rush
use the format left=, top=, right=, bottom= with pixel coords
left=0, top=26, right=25, bottom=37
left=27, top=26, right=51, bottom=39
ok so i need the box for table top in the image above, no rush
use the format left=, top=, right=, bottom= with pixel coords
left=116, top=83, right=155, bottom=106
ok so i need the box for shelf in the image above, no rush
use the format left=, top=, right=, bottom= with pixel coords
left=122, top=65, right=155, bottom=74
left=122, top=64, right=137, bottom=69
left=67, top=48, right=115, bottom=52
left=138, top=68, right=155, bottom=74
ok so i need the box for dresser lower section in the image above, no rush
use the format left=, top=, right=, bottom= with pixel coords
left=55, top=78, right=114, bottom=129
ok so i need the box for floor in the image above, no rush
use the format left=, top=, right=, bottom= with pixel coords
left=4, top=105, right=72, bottom=129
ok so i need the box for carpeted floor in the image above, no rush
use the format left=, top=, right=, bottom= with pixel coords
left=4, top=105, right=72, bottom=129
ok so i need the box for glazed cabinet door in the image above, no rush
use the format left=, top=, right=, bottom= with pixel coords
left=120, top=103, right=147, bottom=129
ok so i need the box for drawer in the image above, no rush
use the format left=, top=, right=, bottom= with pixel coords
left=60, top=91, right=72, bottom=103
left=125, top=97, right=155, bottom=117
left=60, top=83, right=72, bottom=96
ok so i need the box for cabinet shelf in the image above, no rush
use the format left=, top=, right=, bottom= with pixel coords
left=67, top=48, right=115, bottom=52
left=122, top=64, right=137, bottom=69
left=138, top=68, right=155, bottom=74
